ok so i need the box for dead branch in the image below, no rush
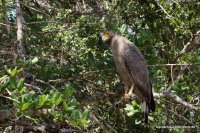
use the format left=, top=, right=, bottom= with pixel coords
left=0, top=94, right=20, bottom=103
left=156, top=1, right=173, bottom=19
left=147, top=63, right=200, bottom=67
left=19, top=1, right=46, bottom=14
left=153, top=89, right=199, bottom=111
left=24, top=83, right=41, bottom=92
left=174, top=30, right=200, bottom=61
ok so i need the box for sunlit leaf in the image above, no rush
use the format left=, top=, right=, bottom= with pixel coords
left=21, top=102, right=32, bottom=110
left=17, top=78, right=25, bottom=89
left=19, top=86, right=26, bottom=94
left=37, top=95, right=48, bottom=108
left=31, top=57, right=39, bottom=64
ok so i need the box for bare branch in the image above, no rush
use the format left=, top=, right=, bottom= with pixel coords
left=180, top=31, right=200, bottom=54
left=174, top=30, right=200, bottom=61
left=34, top=0, right=55, bottom=13
left=154, top=90, right=199, bottom=111
left=0, top=94, right=20, bottom=103
left=156, top=2, right=173, bottom=19
left=19, top=1, right=46, bottom=14
left=24, top=83, right=41, bottom=92
left=148, top=63, right=200, bottom=67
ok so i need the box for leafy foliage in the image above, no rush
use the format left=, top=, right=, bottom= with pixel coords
left=0, top=66, right=89, bottom=127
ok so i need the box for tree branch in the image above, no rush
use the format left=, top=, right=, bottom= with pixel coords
left=153, top=89, right=199, bottom=111
left=174, top=30, right=200, bottom=62
left=156, top=2, right=173, bottom=19
left=147, top=63, right=200, bottom=67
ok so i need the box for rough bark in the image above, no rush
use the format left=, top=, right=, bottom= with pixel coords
left=15, top=0, right=25, bottom=60
left=2, top=0, right=10, bottom=34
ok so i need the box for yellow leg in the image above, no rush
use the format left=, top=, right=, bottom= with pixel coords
left=128, top=84, right=134, bottom=95
left=121, top=84, right=135, bottom=102
left=116, top=84, right=136, bottom=106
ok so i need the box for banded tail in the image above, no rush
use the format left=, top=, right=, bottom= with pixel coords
left=141, top=91, right=155, bottom=124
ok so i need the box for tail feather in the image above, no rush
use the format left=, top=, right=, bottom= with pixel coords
left=141, top=92, right=155, bottom=124
left=141, top=101, right=148, bottom=124
left=149, top=91, right=156, bottom=112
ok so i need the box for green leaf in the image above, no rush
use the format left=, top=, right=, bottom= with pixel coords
left=67, top=105, right=76, bottom=111
left=17, top=78, right=25, bottom=89
left=80, top=119, right=90, bottom=126
left=124, top=104, right=134, bottom=111
left=148, top=116, right=154, bottom=121
left=19, top=86, right=26, bottom=94
left=119, top=24, right=128, bottom=34
left=55, top=95, right=63, bottom=105
left=127, top=112, right=134, bottom=116
left=19, top=91, right=36, bottom=103
left=68, top=98, right=77, bottom=107
left=135, top=119, right=141, bottom=125
left=71, top=110, right=80, bottom=121
left=50, top=91, right=63, bottom=105
left=21, top=102, right=32, bottom=110
left=62, top=100, right=68, bottom=111
left=31, top=57, right=39, bottom=64
left=4, top=66, right=11, bottom=75
left=81, top=109, right=90, bottom=120
left=9, top=77, right=17, bottom=89
left=10, top=69, right=17, bottom=77
left=131, top=101, right=139, bottom=107
left=157, top=107, right=162, bottom=114
left=10, top=68, right=19, bottom=77
left=37, top=95, right=48, bottom=108
left=63, top=85, right=74, bottom=98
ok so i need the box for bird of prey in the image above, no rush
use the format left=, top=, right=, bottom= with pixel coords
left=101, top=31, right=155, bottom=124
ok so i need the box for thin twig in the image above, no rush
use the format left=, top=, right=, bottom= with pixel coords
left=35, top=79, right=56, bottom=90
left=157, top=2, right=173, bottom=19
left=91, top=111, right=118, bottom=133
left=24, top=83, right=41, bottom=92
left=170, top=65, right=174, bottom=83
left=148, top=63, right=200, bottom=67
left=153, top=90, right=199, bottom=111
left=0, top=94, right=20, bottom=103
left=19, top=1, right=46, bottom=14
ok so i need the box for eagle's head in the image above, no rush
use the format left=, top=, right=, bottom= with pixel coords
left=101, top=31, right=112, bottom=43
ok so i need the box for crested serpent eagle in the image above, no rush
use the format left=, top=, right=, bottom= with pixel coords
left=101, top=31, right=155, bottom=124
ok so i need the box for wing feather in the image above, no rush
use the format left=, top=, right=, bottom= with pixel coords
left=124, top=43, right=151, bottom=100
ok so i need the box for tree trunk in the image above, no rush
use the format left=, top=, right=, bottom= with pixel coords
left=15, top=0, right=25, bottom=60
left=2, top=0, right=10, bottom=34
